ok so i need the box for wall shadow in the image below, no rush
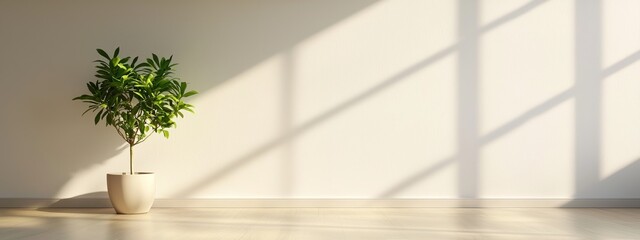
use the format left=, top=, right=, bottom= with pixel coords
left=601, top=50, right=640, bottom=79
left=179, top=0, right=597, bottom=200
left=456, top=0, right=480, bottom=199
left=565, top=159, right=640, bottom=206
left=376, top=0, right=638, bottom=202
left=2, top=0, right=638, bottom=203
left=134, top=0, right=637, bottom=203
left=0, top=0, right=379, bottom=200
left=564, top=0, right=640, bottom=206
left=38, top=192, right=114, bottom=213
left=376, top=0, right=549, bottom=199
left=174, top=44, right=458, bottom=197
left=379, top=156, right=457, bottom=198
left=573, top=0, right=602, bottom=199
left=0, top=96, right=124, bottom=198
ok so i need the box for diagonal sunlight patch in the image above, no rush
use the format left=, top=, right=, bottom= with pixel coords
left=481, top=99, right=575, bottom=198
left=479, top=0, right=548, bottom=33
left=295, top=53, right=458, bottom=197
left=479, top=88, right=574, bottom=145
left=294, top=0, right=457, bottom=126
left=173, top=47, right=458, bottom=197
left=601, top=0, right=640, bottom=69
left=174, top=1, right=461, bottom=197
left=375, top=0, right=553, bottom=198
left=600, top=55, right=640, bottom=184
left=480, top=0, right=574, bottom=136
left=378, top=156, right=457, bottom=198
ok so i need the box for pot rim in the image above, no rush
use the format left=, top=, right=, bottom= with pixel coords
left=107, top=172, right=155, bottom=176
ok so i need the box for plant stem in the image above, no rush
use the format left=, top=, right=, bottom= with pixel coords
left=129, top=143, right=133, bottom=175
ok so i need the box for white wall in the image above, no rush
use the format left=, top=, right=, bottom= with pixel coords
left=1, top=0, right=639, bottom=200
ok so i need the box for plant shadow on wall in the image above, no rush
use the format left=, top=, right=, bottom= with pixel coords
left=175, top=0, right=640, bottom=201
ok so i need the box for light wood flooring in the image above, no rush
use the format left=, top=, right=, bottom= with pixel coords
left=1, top=208, right=640, bottom=239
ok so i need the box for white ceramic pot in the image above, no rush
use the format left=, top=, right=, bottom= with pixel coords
left=106, top=172, right=155, bottom=214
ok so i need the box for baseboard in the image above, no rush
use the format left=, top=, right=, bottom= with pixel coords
left=1, top=198, right=640, bottom=208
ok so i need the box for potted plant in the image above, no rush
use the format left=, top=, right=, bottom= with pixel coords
left=73, top=48, right=197, bottom=214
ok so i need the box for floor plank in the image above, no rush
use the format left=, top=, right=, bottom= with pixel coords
left=1, top=208, right=639, bottom=239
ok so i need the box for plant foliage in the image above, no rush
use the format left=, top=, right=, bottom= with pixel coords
left=73, top=48, right=197, bottom=173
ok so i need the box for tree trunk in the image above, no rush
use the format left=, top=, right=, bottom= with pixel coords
left=129, top=143, right=133, bottom=175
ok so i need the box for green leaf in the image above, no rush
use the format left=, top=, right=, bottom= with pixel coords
left=72, top=94, right=93, bottom=101
left=95, top=65, right=108, bottom=71
left=183, top=90, right=198, bottom=97
left=132, top=104, right=140, bottom=114
left=81, top=106, right=97, bottom=116
left=135, top=62, right=149, bottom=70
left=131, top=57, right=139, bottom=67
left=106, top=113, right=113, bottom=125
left=111, top=57, right=120, bottom=66
left=180, top=82, right=187, bottom=95
left=162, top=130, right=169, bottom=138
left=138, top=121, right=146, bottom=134
left=94, top=109, right=103, bottom=125
left=152, top=53, right=160, bottom=65
left=160, top=58, right=166, bottom=68
left=78, top=50, right=197, bottom=143
left=156, top=79, right=170, bottom=88
left=146, top=58, right=155, bottom=68
left=96, top=49, right=109, bottom=59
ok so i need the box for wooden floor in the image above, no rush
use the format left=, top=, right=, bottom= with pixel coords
left=1, top=208, right=640, bottom=239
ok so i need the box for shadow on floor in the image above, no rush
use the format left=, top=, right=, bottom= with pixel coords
left=38, top=192, right=114, bottom=214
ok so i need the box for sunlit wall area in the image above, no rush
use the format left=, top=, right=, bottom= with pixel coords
left=0, top=0, right=638, bottom=200
left=292, top=1, right=458, bottom=198
left=479, top=0, right=575, bottom=198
